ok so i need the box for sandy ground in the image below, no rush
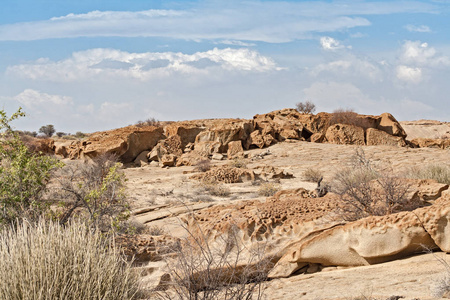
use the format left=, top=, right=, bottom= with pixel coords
left=123, top=140, right=450, bottom=299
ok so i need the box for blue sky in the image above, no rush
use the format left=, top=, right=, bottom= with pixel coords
left=0, top=0, right=449, bottom=133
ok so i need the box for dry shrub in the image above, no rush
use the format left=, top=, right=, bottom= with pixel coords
left=157, top=221, right=268, bottom=300
left=195, top=159, right=212, bottom=172
left=332, top=148, right=415, bottom=221
left=198, top=179, right=231, bottom=197
left=295, top=101, right=316, bottom=114
left=302, top=167, right=323, bottom=183
left=148, top=225, right=167, bottom=236
left=330, top=108, right=372, bottom=129
left=229, top=158, right=247, bottom=169
left=0, top=219, right=140, bottom=300
left=258, top=182, right=281, bottom=197
left=136, top=118, right=161, bottom=127
left=405, top=164, right=450, bottom=185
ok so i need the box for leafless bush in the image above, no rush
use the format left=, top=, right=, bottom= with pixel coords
left=405, top=164, right=450, bottom=185
left=195, top=159, right=212, bottom=172
left=330, top=108, right=371, bottom=129
left=295, top=101, right=316, bottom=114
left=156, top=219, right=269, bottom=300
left=136, top=118, right=161, bottom=127
left=302, top=167, right=323, bottom=183
left=228, top=158, right=247, bottom=169
left=148, top=225, right=167, bottom=236
left=198, top=179, right=231, bottom=197
left=332, top=148, right=415, bottom=221
left=50, top=153, right=131, bottom=232
left=190, top=195, right=214, bottom=203
left=258, top=182, right=281, bottom=197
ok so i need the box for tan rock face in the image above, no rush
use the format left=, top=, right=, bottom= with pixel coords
left=325, top=124, right=365, bottom=145
left=227, top=141, right=244, bottom=159
left=366, top=128, right=407, bottom=147
left=378, top=112, right=407, bottom=138
left=69, top=125, right=164, bottom=162
left=409, top=138, right=450, bottom=149
left=164, top=121, right=205, bottom=149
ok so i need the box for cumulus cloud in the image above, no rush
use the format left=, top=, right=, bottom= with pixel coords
left=404, top=24, right=431, bottom=32
left=311, top=58, right=382, bottom=81
left=14, top=89, right=73, bottom=108
left=399, top=40, right=450, bottom=66
left=7, top=48, right=280, bottom=82
left=320, top=37, right=351, bottom=51
left=0, top=1, right=437, bottom=43
left=396, top=65, right=422, bottom=83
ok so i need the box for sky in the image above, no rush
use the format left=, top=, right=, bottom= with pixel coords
left=0, top=0, right=449, bottom=133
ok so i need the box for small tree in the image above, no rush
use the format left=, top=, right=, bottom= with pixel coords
left=39, top=124, right=55, bottom=137
left=0, top=109, right=62, bottom=224
left=295, top=101, right=316, bottom=114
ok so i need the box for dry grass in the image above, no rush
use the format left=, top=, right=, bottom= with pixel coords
left=405, top=164, right=450, bottom=185
left=228, top=158, right=247, bottom=169
left=195, top=159, right=212, bottom=172
left=302, top=167, right=323, bottom=183
left=198, top=179, right=231, bottom=197
left=0, top=219, right=140, bottom=300
left=258, top=182, right=281, bottom=197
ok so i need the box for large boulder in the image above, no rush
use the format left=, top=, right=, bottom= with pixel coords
left=195, top=119, right=253, bottom=153
left=377, top=113, right=407, bottom=138
left=409, top=138, right=450, bottom=149
left=164, top=121, right=205, bottom=149
left=325, top=124, right=365, bottom=145
left=74, top=125, right=164, bottom=162
left=366, top=128, right=407, bottom=147
left=227, top=141, right=244, bottom=159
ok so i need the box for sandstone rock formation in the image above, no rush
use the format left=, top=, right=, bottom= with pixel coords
left=325, top=124, right=365, bottom=145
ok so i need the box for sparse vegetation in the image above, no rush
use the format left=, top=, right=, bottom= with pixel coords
left=148, top=225, right=167, bottom=236
left=302, top=167, right=324, bottom=183
left=0, top=218, right=140, bottom=300
left=195, top=159, right=212, bottom=172
left=51, top=153, right=130, bottom=232
left=157, top=220, right=268, bottom=300
left=38, top=124, right=55, bottom=137
left=229, top=158, right=247, bottom=169
left=330, top=108, right=371, bottom=129
left=405, top=164, right=450, bottom=185
left=257, top=182, right=281, bottom=197
left=198, top=179, right=231, bottom=197
left=332, top=148, right=415, bottom=220
left=136, top=117, right=161, bottom=127
left=0, top=108, right=62, bottom=224
left=295, top=100, right=316, bottom=114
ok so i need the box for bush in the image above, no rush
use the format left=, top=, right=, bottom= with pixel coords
left=195, top=159, right=211, bottom=172
left=0, top=109, right=62, bottom=224
left=302, top=167, right=323, bottom=183
left=157, top=221, right=268, bottom=300
left=38, top=124, right=55, bottom=137
left=0, top=219, right=140, bottom=300
left=405, top=164, right=450, bottom=185
left=295, top=101, right=316, bottom=114
left=258, top=182, right=281, bottom=197
left=198, top=179, right=231, bottom=197
left=332, top=148, right=414, bottom=220
left=229, top=158, right=247, bottom=169
left=136, top=118, right=161, bottom=127
left=52, top=153, right=130, bottom=231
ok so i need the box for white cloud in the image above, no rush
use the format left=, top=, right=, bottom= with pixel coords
left=320, top=37, right=351, bottom=51
left=0, top=1, right=437, bottom=43
left=396, top=65, right=422, bottom=83
left=404, top=24, right=431, bottom=33
left=7, top=48, right=279, bottom=82
left=215, top=40, right=256, bottom=47
left=399, top=40, right=450, bottom=67
left=311, top=58, right=382, bottom=81
left=14, top=89, right=73, bottom=109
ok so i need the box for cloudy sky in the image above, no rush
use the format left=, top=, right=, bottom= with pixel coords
left=0, top=0, right=449, bottom=133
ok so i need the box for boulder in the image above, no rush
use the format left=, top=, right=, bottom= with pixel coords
left=176, top=151, right=207, bottom=167
left=134, top=150, right=150, bottom=166
left=160, top=154, right=177, bottom=167
left=366, top=128, right=407, bottom=147
left=247, top=130, right=265, bottom=149
left=194, top=141, right=222, bottom=156
left=212, top=153, right=224, bottom=161
left=409, top=138, right=450, bottom=149
left=227, top=141, right=244, bottom=159
left=310, top=132, right=325, bottom=143
left=54, top=141, right=71, bottom=157
left=194, top=119, right=253, bottom=153
left=325, top=124, right=365, bottom=145
left=164, top=122, right=205, bottom=149
left=75, top=126, right=164, bottom=162
left=377, top=113, right=407, bottom=138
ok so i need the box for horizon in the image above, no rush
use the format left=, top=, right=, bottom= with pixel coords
left=1, top=0, right=449, bottom=133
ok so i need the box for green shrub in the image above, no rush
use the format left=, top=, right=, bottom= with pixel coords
left=0, top=219, right=140, bottom=300
left=0, top=108, right=62, bottom=224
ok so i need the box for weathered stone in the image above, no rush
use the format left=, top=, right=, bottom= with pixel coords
left=212, top=153, right=224, bottom=160
left=325, top=124, right=365, bottom=145
left=366, top=128, right=407, bottom=147
left=227, top=141, right=244, bottom=159
left=160, top=154, right=177, bottom=167
left=194, top=141, right=221, bottom=155
left=409, top=138, right=450, bottom=149
left=134, top=150, right=150, bottom=165
left=378, top=112, right=407, bottom=138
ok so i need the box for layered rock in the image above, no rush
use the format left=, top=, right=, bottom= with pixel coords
left=409, top=138, right=450, bottom=149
